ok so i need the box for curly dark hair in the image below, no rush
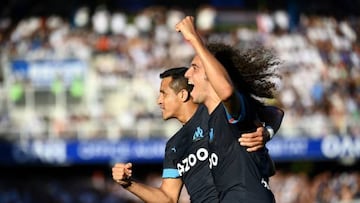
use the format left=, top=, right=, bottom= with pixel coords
left=206, top=42, right=281, bottom=99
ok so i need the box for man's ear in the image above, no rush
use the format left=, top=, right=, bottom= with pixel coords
left=179, top=89, right=190, bottom=102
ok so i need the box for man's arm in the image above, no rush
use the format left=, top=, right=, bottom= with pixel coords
left=239, top=126, right=267, bottom=152
left=239, top=106, right=284, bottom=152
left=257, top=105, right=284, bottom=134
left=112, top=163, right=183, bottom=203
left=176, top=16, right=241, bottom=115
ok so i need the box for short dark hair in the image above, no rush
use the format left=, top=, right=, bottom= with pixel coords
left=159, top=67, right=193, bottom=99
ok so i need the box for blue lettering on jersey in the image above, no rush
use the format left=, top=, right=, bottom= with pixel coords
left=193, top=127, right=204, bottom=141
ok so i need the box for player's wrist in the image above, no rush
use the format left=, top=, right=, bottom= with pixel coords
left=121, top=180, right=132, bottom=189
left=117, top=177, right=133, bottom=189
left=265, top=126, right=274, bottom=140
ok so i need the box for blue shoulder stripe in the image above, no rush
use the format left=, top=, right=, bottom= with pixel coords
left=225, top=92, right=246, bottom=123
left=162, top=169, right=180, bottom=178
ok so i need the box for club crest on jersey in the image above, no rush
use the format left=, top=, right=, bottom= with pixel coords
left=192, top=127, right=204, bottom=141
left=209, top=128, right=214, bottom=142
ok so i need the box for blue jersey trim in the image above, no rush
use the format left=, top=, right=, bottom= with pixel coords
left=162, top=168, right=180, bottom=178
left=225, top=92, right=246, bottom=124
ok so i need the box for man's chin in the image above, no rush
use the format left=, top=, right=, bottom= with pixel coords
left=192, top=96, right=201, bottom=104
left=190, top=93, right=197, bottom=101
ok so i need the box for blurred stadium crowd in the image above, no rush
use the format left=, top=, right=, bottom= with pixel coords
left=0, top=2, right=360, bottom=203
left=0, top=5, right=359, bottom=141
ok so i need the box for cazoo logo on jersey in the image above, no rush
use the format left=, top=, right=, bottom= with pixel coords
left=177, top=148, right=218, bottom=176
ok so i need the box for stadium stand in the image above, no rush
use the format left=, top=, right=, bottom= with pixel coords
left=0, top=0, right=360, bottom=202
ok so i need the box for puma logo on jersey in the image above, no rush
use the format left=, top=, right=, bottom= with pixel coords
left=193, top=127, right=204, bottom=141
left=261, top=178, right=271, bottom=190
